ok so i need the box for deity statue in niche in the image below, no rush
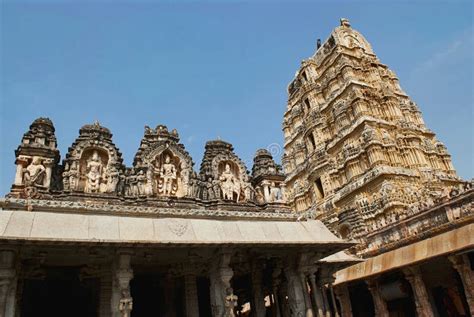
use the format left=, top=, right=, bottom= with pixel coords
left=157, top=154, right=177, bottom=196
left=84, top=150, right=104, bottom=193
left=219, top=163, right=241, bottom=201
left=23, top=156, right=46, bottom=187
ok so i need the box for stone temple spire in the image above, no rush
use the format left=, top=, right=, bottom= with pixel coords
left=10, top=118, right=60, bottom=197
left=282, top=19, right=461, bottom=251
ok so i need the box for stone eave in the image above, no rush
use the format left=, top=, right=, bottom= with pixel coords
left=0, top=210, right=354, bottom=256
left=334, top=223, right=474, bottom=285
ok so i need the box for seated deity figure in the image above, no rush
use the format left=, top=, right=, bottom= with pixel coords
left=23, top=156, right=46, bottom=187
left=84, top=150, right=103, bottom=193
left=219, top=163, right=240, bottom=201
left=159, top=155, right=177, bottom=196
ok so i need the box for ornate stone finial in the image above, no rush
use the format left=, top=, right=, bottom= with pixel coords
left=340, top=18, right=351, bottom=28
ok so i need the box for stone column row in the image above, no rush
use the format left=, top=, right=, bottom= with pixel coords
left=276, top=262, right=341, bottom=317
left=330, top=254, right=473, bottom=317
left=365, top=266, right=435, bottom=317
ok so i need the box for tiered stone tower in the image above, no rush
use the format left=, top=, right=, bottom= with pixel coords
left=282, top=18, right=462, bottom=253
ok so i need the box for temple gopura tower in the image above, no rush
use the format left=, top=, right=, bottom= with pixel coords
left=1, top=19, right=473, bottom=317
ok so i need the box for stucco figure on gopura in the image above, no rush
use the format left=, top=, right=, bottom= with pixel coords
left=8, top=117, right=289, bottom=211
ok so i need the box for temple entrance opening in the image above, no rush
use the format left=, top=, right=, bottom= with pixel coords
left=21, top=266, right=98, bottom=317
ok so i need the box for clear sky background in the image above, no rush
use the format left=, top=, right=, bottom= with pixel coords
left=1, top=0, right=473, bottom=195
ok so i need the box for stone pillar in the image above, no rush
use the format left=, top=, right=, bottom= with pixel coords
left=328, top=284, right=339, bottom=317
left=112, top=252, right=134, bottom=317
left=251, top=261, right=266, bottom=317
left=0, top=251, right=17, bottom=317
left=263, top=181, right=271, bottom=202
left=184, top=265, right=199, bottom=317
left=366, top=279, right=389, bottom=317
left=271, top=267, right=282, bottom=317
left=99, top=270, right=112, bottom=317
left=164, top=273, right=177, bottom=317
left=14, top=158, right=28, bottom=186
left=209, top=251, right=235, bottom=317
left=279, top=279, right=290, bottom=317
left=308, top=272, right=325, bottom=317
left=43, top=158, right=54, bottom=188
left=449, top=254, right=474, bottom=316
left=334, top=285, right=352, bottom=317
left=402, top=267, right=434, bottom=317
left=320, top=285, right=331, bottom=317
left=298, top=272, right=313, bottom=317
left=283, top=265, right=306, bottom=317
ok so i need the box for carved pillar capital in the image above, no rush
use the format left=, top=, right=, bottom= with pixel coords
left=366, top=279, right=389, bottom=317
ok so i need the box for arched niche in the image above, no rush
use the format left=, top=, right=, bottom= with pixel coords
left=338, top=223, right=351, bottom=240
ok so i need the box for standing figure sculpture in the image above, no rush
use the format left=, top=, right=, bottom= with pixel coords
left=219, top=163, right=240, bottom=201
left=159, top=155, right=177, bottom=196
left=23, top=157, right=46, bottom=187
left=136, top=170, right=147, bottom=195
left=84, top=151, right=103, bottom=193
left=106, top=165, right=120, bottom=193
left=144, top=166, right=154, bottom=196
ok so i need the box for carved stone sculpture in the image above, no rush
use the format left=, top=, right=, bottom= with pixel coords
left=136, top=170, right=147, bottom=196
left=107, top=166, right=120, bottom=193
left=84, top=151, right=104, bottom=193
left=144, top=166, right=154, bottom=196
left=219, top=164, right=241, bottom=201
left=159, top=155, right=177, bottom=196
left=23, top=157, right=46, bottom=187
left=224, top=288, right=238, bottom=317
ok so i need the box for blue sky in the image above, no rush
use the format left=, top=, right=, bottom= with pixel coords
left=1, top=1, right=473, bottom=195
